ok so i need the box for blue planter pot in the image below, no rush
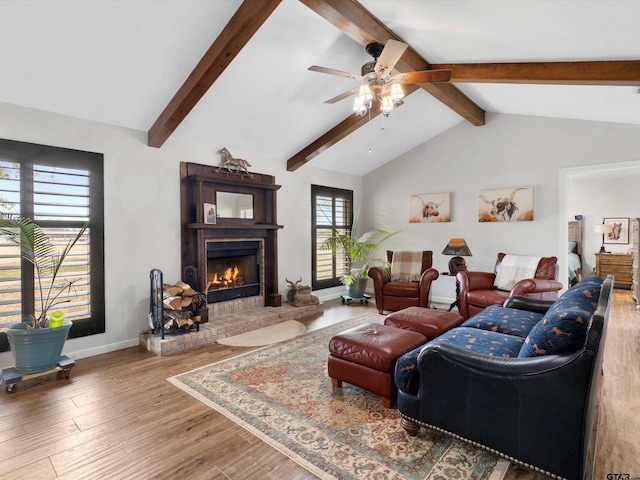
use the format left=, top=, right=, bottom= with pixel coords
left=6, top=320, right=72, bottom=374
left=345, top=277, right=368, bottom=298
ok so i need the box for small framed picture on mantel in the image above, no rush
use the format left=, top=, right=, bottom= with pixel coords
left=204, top=203, right=217, bottom=224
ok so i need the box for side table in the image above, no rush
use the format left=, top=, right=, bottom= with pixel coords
left=441, top=272, right=460, bottom=312
left=431, top=272, right=460, bottom=312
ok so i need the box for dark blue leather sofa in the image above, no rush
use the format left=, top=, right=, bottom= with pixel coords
left=395, top=275, right=613, bottom=480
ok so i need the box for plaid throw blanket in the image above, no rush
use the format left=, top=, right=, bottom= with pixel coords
left=494, top=254, right=541, bottom=290
left=390, top=251, right=423, bottom=282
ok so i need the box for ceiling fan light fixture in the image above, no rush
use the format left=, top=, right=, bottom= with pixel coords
left=358, top=84, right=373, bottom=103
left=390, top=83, right=404, bottom=104
left=353, top=96, right=367, bottom=117
left=380, top=96, right=394, bottom=116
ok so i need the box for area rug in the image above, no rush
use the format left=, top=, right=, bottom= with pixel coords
left=168, top=313, right=510, bottom=480
left=216, top=319, right=306, bottom=347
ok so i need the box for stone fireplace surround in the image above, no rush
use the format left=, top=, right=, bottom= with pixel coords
left=138, top=162, right=325, bottom=356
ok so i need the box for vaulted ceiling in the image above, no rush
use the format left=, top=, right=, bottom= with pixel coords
left=1, top=1, right=639, bottom=176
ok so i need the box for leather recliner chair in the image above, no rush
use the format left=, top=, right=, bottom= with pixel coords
left=456, top=252, right=562, bottom=319
left=368, top=250, right=439, bottom=314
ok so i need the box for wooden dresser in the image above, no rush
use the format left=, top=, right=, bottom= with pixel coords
left=595, top=252, right=632, bottom=289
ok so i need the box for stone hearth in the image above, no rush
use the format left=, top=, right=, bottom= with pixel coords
left=139, top=302, right=324, bottom=356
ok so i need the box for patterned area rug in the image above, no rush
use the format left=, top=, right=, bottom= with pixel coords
left=168, top=312, right=509, bottom=480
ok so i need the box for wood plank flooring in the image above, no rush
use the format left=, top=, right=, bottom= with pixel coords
left=0, top=291, right=638, bottom=479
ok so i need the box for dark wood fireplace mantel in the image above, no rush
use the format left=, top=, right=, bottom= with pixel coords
left=180, top=162, right=283, bottom=305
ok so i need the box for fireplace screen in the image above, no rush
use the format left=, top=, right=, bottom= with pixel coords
left=206, top=241, right=260, bottom=303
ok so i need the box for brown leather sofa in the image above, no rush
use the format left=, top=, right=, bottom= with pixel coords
left=368, top=250, right=439, bottom=314
left=456, top=252, right=562, bottom=319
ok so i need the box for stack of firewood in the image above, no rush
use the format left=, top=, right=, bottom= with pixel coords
left=164, top=281, right=200, bottom=309
left=163, top=281, right=208, bottom=330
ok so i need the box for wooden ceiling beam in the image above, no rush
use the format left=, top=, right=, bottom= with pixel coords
left=147, top=0, right=281, bottom=148
left=298, top=0, right=486, bottom=126
left=287, top=85, right=419, bottom=172
left=430, top=60, right=640, bottom=85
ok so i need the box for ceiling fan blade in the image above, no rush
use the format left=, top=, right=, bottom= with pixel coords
left=389, top=69, right=452, bottom=84
left=324, top=87, right=359, bottom=104
left=374, top=39, right=408, bottom=76
left=308, top=65, right=363, bottom=81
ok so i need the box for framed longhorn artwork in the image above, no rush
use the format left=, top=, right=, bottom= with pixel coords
left=409, top=193, right=451, bottom=223
left=478, top=187, right=533, bottom=222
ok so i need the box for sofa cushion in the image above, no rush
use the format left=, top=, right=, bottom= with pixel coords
left=395, top=327, right=525, bottom=395
left=461, top=305, right=544, bottom=338
left=518, top=276, right=602, bottom=357
left=382, top=281, right=419, bottom=297
left=429, top=327, right=525, bottom=357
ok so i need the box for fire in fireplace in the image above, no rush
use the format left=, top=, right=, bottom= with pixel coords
left=206, top=240, right=261, bottom=303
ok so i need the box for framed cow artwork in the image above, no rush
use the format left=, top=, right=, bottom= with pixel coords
left=603, top=217, right=629, bottom=244
left=478, top=187, right=533, bottom=222
left=409, top=193, right=451, bottom=223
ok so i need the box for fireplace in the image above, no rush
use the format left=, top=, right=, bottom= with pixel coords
left=206, top=240, right=261, bottom=303
left=180, top=162, right=282, bottom=312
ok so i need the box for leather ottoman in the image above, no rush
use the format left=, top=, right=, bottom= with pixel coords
left=384, top=306, right=464, bottom=339
left=328, top=323, right=427, bottom=408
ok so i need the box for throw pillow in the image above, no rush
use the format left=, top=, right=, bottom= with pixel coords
left=518, top=277, right=602, bottom=357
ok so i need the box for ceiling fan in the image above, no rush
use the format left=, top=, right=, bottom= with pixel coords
left=308, top=39, right=452, bottom=117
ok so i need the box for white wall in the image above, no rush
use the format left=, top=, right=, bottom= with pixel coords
left=3, top=103, right=639, bottom=367
left=0, top=101, right=362, bottom=367
left=362, top=113, right=640, bottom=302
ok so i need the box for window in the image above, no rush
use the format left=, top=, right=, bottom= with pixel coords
left=0, top=139, right=105, bottom=339
left=312, top=185, right=353, bottom=290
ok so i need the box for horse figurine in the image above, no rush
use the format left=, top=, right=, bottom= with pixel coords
left=216, top=147, right=252, bottom=176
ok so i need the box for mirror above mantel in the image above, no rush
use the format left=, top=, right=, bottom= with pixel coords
left=216, top=191, right=254, bottom=219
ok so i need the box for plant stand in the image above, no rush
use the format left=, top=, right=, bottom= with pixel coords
left=1, top=355, right=75, bottom=393
left=341, top=293, right=371, bottom=305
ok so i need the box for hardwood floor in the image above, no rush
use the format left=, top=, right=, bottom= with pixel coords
left=0, top=291, right=638, bottom=479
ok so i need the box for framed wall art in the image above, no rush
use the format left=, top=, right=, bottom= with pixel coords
left=409, top=193, right=451, bottom=223
left=478, top=187, right=533, bottom=222
left=203, top=203, right=217, bottom=224
left=603, top=217, right=629, bottom=244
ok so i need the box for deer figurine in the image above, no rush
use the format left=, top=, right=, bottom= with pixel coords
left=286, top=277, right=319, bottom=307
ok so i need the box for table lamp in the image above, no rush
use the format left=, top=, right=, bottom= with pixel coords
left=594, top=223, right=613, bottom=253
left=442, top=238, right=472, bottom=274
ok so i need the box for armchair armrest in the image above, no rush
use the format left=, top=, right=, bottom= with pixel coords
left=368, top=266, right=389, bottom=286
left=418, top=268, right=439, bottom=307
left=368, top=266, right=389, bottom=311
left=510, top=278, right=563, bottom=296
left=456, top=270, right=497, bottom=318
left=503, top=295, right=555, bottom=314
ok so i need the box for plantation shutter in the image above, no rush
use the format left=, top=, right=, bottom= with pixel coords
left=311, top=185, right=353, bottom=290
left=0, top=139, right=104, bottom=339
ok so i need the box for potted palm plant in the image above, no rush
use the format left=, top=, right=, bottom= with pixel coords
left=0, top=214, right=86, bottom=374
left=322, top=211, right=398, bottom=298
